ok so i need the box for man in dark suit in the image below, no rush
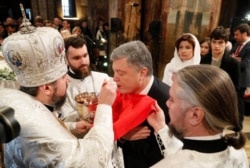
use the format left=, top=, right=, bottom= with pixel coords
left=230, top=23, right=250, bottom=116
left=200, top=26, right=242, bottom=128
left=110, top=40, right=170, bottom=168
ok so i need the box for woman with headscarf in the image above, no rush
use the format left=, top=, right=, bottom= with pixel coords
left=162, top=33, right=201, bottom=86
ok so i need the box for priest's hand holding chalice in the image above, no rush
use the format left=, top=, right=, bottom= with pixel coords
left=72, top=92, right=98, bottom=138
left=75, top=92, right=98, bottom=124
left=72, top=79, right=116, bottom=138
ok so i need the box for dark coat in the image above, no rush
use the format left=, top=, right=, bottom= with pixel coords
left=200, top=52, right=243, bottom=127
left=230, top=41, right=250, bottom=88
left=200, top=52, right=240, bottom=92
left=120, top=77, right=170, bottom=168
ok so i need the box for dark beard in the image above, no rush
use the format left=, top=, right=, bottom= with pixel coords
left=70, top=65, right=91, bottom=79
left=168, top=123, right=184, bottom=140
left=51, top=85, right=67, bottom=110
left=53, top=94, right=67, bottom=111
left=74, top=69, right=90, bottom=78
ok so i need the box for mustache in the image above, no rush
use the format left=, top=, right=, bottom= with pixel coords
left=79, top=64, right=88, bottom=68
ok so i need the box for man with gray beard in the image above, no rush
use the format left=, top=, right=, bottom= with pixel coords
left=148, top=65, right=248, bottom=168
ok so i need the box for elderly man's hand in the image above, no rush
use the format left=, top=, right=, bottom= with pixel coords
left=147, top=102, right=166, bottom=133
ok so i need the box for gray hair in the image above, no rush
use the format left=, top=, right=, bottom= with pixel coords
left=110, top=40, right=153, bottom=76
left=175, top=64, right=246, bottom=149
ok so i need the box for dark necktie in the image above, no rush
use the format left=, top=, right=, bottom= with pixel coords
left=235, top=44, right=242, bottom=57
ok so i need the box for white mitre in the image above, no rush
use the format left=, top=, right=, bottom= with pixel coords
left=1, top=5, right=67, bottom=87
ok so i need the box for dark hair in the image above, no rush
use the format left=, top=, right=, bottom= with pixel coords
left=199, top=38, right=211, bottom=56
left=200, top=37, right=210, bottom=46
left=234, top=23, right=250, bottom=36
left=64, top=36, right=87, bottom=53
left=4, top=21, right=17, bottom=29
left=175, top=34, right=195, bottom=51
left=35, top=18, right=43, bottom=23
left=19, top=80, right=57, bottom=96
left=103, top=23, right=109, bottom=27
left=210, top=26, right=229, bottom=42
left=81, top=19, right=88, bottom=23
left=19, top=86, right=39, bottom=96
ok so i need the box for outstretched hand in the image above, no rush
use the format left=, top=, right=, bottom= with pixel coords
left=147, top=102, right=166, bottom=132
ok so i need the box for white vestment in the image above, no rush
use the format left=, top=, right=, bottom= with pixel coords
left=0, top=88, right=114, bottom=168
left=60, top=71, right=109, bottom=127
left=151, top=126, right=249, bottom=168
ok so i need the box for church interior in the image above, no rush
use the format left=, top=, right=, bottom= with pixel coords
left=0, top=0, right=250, bottom=166
left=0, top=0, right=250, bottom=77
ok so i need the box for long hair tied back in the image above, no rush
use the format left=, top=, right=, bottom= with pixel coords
left=176, top=65, right=247, bottom=149
left=222, top=126, right=246, bottom=150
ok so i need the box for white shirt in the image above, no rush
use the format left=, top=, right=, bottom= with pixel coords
left=140, top=76, right=154, bottom=95
left=60, top=71, right=109, bottom=126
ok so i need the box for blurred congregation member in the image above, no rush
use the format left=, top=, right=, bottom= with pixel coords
left=96, top=25, right=108, bottom=56
left=62, top=20, right=72, bottom=32
left=4, top=18, right=17, bottom=36
left=148, top=65, right=248, bottom=168
left=162, top=33, right=200, bottom=86
left=230, top=23, right=250, bottom=116
left=103, top=22, right=110, bottom=39
left=225, top=27, right=233, bottom=52
left=0, top=22, right=7, bottom=36
left=110, top=40, right=170, bottom=167
left=226, top=40, right=233, bottom=53
left=0, top=35, right=4, bottom=46
left=103, top=22, right=110, bottom=55
left=34, top=17, right=44, bottom=27
left=60, top=29, right=76, bottom=40
left=200, top=37, right=211, bottom=56
left=95, top=18, right=104, bottom=37
left=80, top=19, right=92, bottom=39
left=44, top=19, right=53, bottom=27
left=53, top=17, right=62, bottom=31
left=0, top=22, right=7, bottom=44
left=5, top=17, right=14, bottom=24
left=0, top=13, right=116, bottom=167
left=96, top=25, right=107, bottom=44
left=72, top=26, right=82, bottom=36
left=200, top=26, right=242, bottom=128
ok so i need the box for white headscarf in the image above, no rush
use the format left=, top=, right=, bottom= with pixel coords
left=162, top=33, right=201, bottom=86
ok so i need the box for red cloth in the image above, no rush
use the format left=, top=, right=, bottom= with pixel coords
left=112, top=91, right=156, bottom=140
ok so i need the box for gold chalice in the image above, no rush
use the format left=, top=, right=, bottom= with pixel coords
left=75, top=92, right=98, bottom=123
